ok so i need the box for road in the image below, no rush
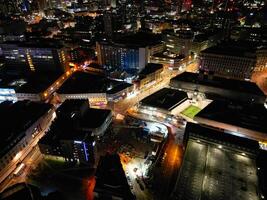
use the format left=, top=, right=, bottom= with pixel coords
left=112, top=68, right=182, bottom=115
left=152, top=129, right=184, bottom=200
left=0, top=110, right=55, bottom=192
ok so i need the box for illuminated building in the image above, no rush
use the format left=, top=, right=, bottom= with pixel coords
left=199, top=42, right=258, bottom=80
left=170, top=72, right=266, bottom=104
left=0, top=101, right=54, bottom=184
left=136, top=63, right=163, bottom=90
left=0, top=72, right=63, bottom=102
left=96, top=33, right=163, bottom=74
left=38, top=100, right=112, bottom=164
left=57, top=71, right=134, bottom=104
left=255, top=49, right=267, bottom=72
left=0, top=41, right=69, bottom=74
left=194, top=100, right=267, bottom=145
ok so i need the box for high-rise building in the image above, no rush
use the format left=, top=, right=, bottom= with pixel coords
left=96, top=33, right=163, bottom=74
left=0, top=41, right=69, bottom=74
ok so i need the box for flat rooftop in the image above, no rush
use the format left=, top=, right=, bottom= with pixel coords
left=0, top=101, right=52, bottom=158
left=171, top=72, right=265, bottom=96
left=152, top=52, right=185, bottom=60
left=195, top=100, right=267, bottom=135
left=57, top=71, right=131, bottom=94
left=173, top=123, right=259, bottom=200
left=1, top=39, right=64, bottom=49
left=139, top=63, right=163, bottom=76
left=113, top=32, right=162, bottom=47
left=140, top=88, right=188, bottom=111
left=200, top=41, right=257, bottom=58
left=39, top=100, right=111, bottom=144
left=0, top=72, right=62, bottom=93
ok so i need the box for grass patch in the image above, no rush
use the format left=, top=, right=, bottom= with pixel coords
left=181, top=105, right=201, bottom=119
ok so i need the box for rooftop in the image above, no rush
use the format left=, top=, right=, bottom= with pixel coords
left=57, top=71, right=131, bottom=94
left=140, top=88, right=188, bottom=111
left=39, top=100, right=111, bottom=145
left=1, top=39, right=64, bottom=49
left=0, top=72, right=62, bottom=93
left=171, top=72, right=265, bottom=96
left=139, top=63, right=163, bottom=77
left=152, top=52, right=185, bottom=60
left=195, top=100, right=267, bottom=135
left=173, top=123, right=259, bottom=200
left=200, top=41, right=257, bottom=58
left=114, top=32, right=162, bottom=47
left=0, top=101, right=52, bottom=158
left=94, top=154, right=134, bottom=200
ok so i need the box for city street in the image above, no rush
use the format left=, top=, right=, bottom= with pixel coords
left=0, top=110, right=55, bottom=192
left=112, top=68, right=183, bottom=115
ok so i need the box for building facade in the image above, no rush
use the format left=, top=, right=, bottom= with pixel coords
left=199, top=44, right=257, bottom=80
left=96, top=41, right=163, bottom=74
left=0, top=101, right=54, bottom=184
left=0, top=42, right=69, bottom=74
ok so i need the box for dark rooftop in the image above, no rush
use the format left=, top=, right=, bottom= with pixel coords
left=171, top=72, right=265, bottom=96
left=1, top=39, right=64, bottom=49
left=114, top=32, right=162, bottom=47
left=0, top=72, right=62, bottom=93
left=94, top=154, right=134, bottom=200
left=0, top=101, right=52, bottom=159
left=185, top=122, right=260, bottom=152
left=200, top=41, right=257, bottom=58
left=0, top=183, right=42, bottom=200
left=195, top=100, right=267, bottom=134
left=139, top=63, right=163, bottom=77
left=57, top=71, right=131, bottom=94
left=141, top=88, right=188, bottom=111
left=152, top=52, right=185, bottom=60
left=39, top=100, right=111, bottom=145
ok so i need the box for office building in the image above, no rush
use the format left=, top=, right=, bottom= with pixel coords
left=96, top=32, right=163, bottom=74
left=163, top=28, right=194, bottom=56
left=0, top=100, right=54, bottom=184
left=94, top=153, right=135, bottom=200
left=170, top=72, right=266, bottom=104
left=199, top=42, right=258, bottom=80
left=0, top=40, right=69, bottom=75
left=38, top=100, right=112, bottom=164
left=150, top=51, right=190, bottom=70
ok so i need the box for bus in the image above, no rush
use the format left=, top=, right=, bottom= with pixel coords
left=13, top=163, right=26, bottom=177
